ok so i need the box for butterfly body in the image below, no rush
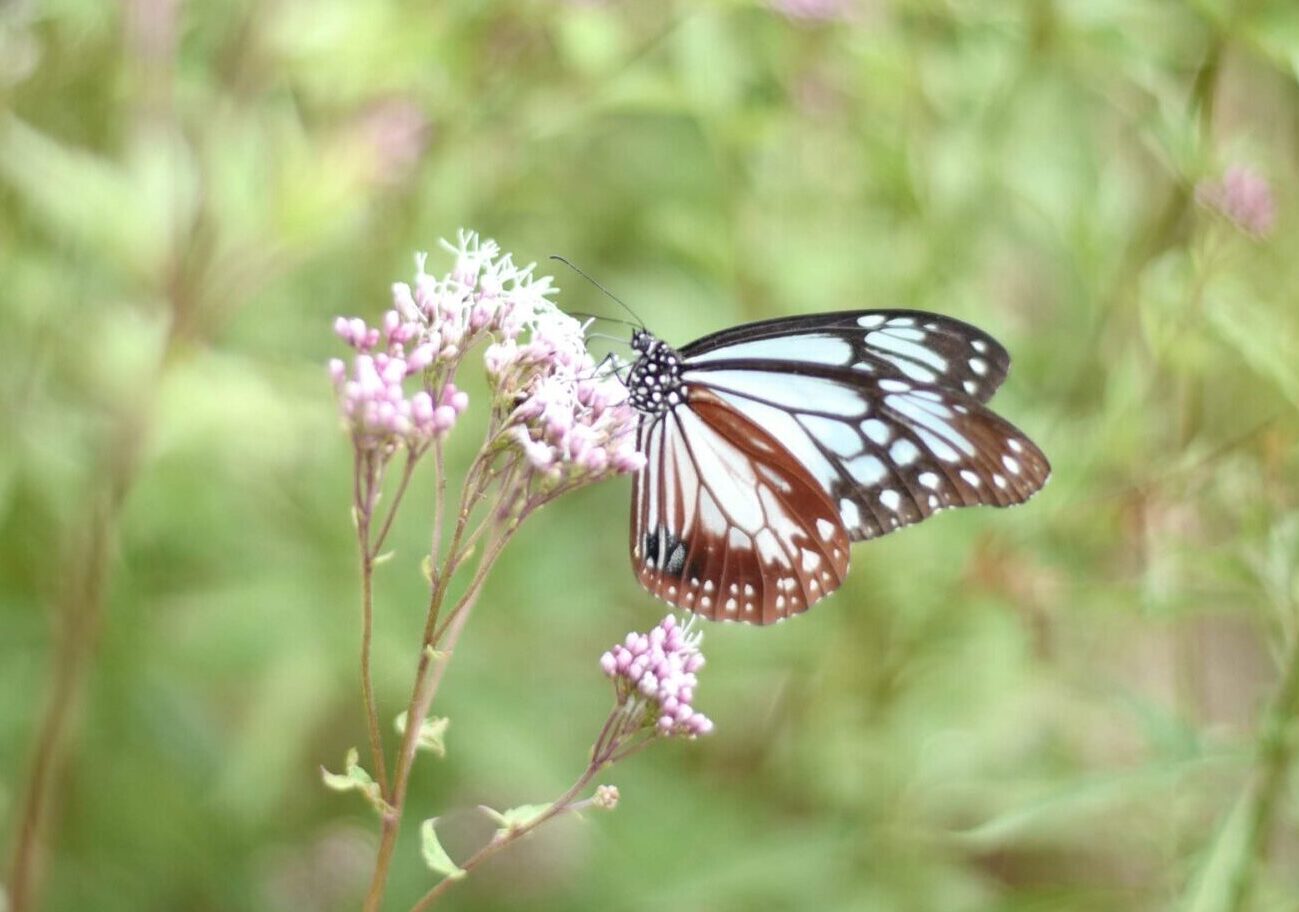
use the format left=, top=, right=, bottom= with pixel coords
left=625, top=310, right=1049, bottom=625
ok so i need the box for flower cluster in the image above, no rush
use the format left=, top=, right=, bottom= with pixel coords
left=1196, top=165, right=1276, bottom=239
left=600, top=615, right=713, bottom=738
left=329, top=315, right=467, bottom=450
left=329, top=230, right=645, bottom=488
left=488, top=322, right=645, bottom=486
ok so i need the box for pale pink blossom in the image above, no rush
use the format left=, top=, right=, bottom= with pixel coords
left=600, top=614, right=713, bottom=739
left=1196, top=165, right=1276, bottom=238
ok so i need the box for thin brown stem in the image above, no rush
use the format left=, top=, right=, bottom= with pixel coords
left=371, top=448, right=421, bottom=558
left=429, top=441, right=446, bottom=574
left=358, top=546, right=391, bottom=799
left=362, top=468, right=520, bottom=912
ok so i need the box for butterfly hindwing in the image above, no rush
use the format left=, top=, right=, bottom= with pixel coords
left=631, top=389, right=849, bottom=624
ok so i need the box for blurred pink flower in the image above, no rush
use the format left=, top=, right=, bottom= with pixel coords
left=769, top=0, right=851, bottom=23
left=1196, top=165, right=1276, bottom=239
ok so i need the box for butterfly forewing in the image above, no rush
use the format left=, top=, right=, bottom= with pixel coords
left=688, top=369, right=1049, bottom=542
left=681, top=310, right=1011, bottom=403
left=631, top=389, right=849, bottom=624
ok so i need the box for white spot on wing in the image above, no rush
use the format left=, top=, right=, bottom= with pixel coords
left=861, top=418, right=891, bottom=445
left=802, top=414, right=862, bottom=457
left=867, top=328, right=949, bottom=371
left=890, top=439, right=920, bottom=465
left=694, top=370, right=868, bottom=417
left=686, top=333, right=853, bottom=366
left=839, top=498, right=861, bottom=527
left=919, top=472, right=939, bottom=489
left=846, top=454, right=887, bottom=485
left=879, top=489, right=901, bottom=512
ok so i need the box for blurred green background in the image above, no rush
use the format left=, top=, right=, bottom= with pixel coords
left=3, top=1, right=1299, bottom=910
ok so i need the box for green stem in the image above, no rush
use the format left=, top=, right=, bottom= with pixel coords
left=407, top=767, right=601, bottom=912
left=1224, top=632, right=1299, bottom=912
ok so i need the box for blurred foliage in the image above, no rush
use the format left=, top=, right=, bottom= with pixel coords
left=2, top=0, right=1299, bottom=910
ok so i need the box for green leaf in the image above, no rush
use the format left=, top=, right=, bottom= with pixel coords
left=320, top=748, right=390, bottom=816
left=1181, top=790, right=1251, bottom=912
left=420, top=818, right=466, bottom=881
left=394, top=713, right=450, bottom=757
left=479, top=803, right=551, bottom=838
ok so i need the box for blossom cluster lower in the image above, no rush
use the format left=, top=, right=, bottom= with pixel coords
left=601, top=615, right=714, bottom=738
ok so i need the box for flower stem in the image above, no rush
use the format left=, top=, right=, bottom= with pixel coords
left=6, top=500, right=115, bottom=912
left=359, top=548, right=391, bottom=800
left=361, top=465, right=517, bottom=912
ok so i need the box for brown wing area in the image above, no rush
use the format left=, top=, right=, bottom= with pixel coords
left=630, top=389, right=851, bottom=625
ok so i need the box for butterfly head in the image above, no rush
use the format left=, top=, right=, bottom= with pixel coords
left=626, top=330, right=686, bottom=416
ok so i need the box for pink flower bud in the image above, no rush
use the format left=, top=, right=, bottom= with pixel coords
left=432, top=405, right=457, bottom=431
left=638, top=673, right=658, bottom=696
left=328, top=359, right=346, bottom=384
left=470, top=302, right=493, bottom=330
left=381, top=358, right=407, bottom=386
left=410, top=391, right=435, bottom=424
left=391, top=282, right=419, bottom=319
left=600, top=652, right=617, bottom=676
left=407, top=343, right=436, bottom=373
left=581, top=448, right=609, bottom=473
left=612, top=446, right=647, bottom=474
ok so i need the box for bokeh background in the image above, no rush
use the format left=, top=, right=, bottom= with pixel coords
left=3, top=1, right=1299, bottom=910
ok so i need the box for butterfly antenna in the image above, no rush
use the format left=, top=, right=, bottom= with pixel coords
left=550, top=255, right=645, bottom=329
left=567, top=310, right=640, bottom=331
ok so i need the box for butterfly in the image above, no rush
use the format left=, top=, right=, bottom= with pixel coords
left=623, top=310, right=1049, bottom=624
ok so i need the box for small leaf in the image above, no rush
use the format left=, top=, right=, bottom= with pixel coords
left=479, top=803, right=551, bottom=838
left=320, top=748, right=391, bottom=816
left=394, top=713, right=450, bottom=757
left=420, top=554, right=435, bottom=583
left=420, top=818, right=466, bottom=881
left=372, top=550, right=395, bottom=565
